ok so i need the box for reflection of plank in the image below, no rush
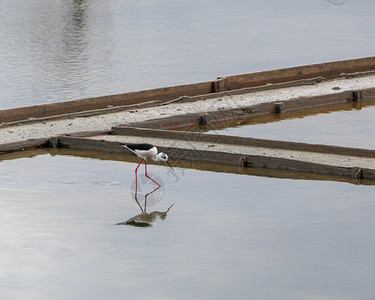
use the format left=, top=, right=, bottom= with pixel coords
left=57, top=132, right=375, bottom=180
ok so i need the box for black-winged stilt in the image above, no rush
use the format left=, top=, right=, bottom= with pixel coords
left=121, top=143, right=173, bottom=187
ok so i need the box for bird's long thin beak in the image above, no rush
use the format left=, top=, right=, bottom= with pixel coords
left=166, top=161, right=174, bottom=171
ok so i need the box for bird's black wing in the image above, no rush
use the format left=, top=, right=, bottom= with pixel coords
left=121, top=143, right=154, bottom=151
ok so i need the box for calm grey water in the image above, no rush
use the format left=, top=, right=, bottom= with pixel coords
left=211, top=103, right=375, bottom=149
left=1, top=153, right=375, bottom=299
left=1, top=0, right=375, bottom=109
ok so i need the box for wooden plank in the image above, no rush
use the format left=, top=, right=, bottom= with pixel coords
left=156, top=77, right=325, bottom=107
left=0, top=78, right=325, bottom=126
left=52, top=147, right=375, bottom=185
left=0, top=81, right=213, bottom=123
left=58, top=136, right=115, bottom=153
left=211, top=76, right=325, bottom=94
left=122, top=90, right=368, bottom=130
left=57, top=135, right=375, bottom=179
left=361, top=87, right=375, bottom=100
left=111, top=127, right=375, bottom=158
left=63, top=130, right=112, bottom=138
left=0, top=138, right=50, bottom=154
left=224, top=56, right=375, bottom=90
left=1, top=57, right=375, bottom=124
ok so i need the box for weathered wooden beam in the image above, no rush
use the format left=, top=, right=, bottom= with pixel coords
left=223, top=56, right=375, bottom=90
left=0, top=57, right=374, bottom=124
left=0, top=81, right=213, bottom=123
left=63, top=130, right=112, bottom=138
left=361, top=87, right=375, bottom=100
left=160, top=76, right=325, bottom=106
left=58, top=135, right=114, bottom=153
left=51, top=147, right=375, bottom=186
left=56, top=135, right=375, bottom=180
left=123, top=90, right=369, bottom=130
left=0, top=138, right=50, bottom=154
left=111, top=127, right=375, bottom=158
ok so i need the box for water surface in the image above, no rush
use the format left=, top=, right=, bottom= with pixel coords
left=210, top=103, right=375, bottom=149
left=1, top=0, right=375, bottom=108
left=1, top=153, right=375, bottom=298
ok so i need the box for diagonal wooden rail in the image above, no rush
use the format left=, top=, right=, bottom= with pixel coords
left=1, top=56, right=375, bottom=124
left=56, top=127, right=375, bottom=180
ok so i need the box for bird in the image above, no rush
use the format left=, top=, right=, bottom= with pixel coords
left=120, top=143, right=173, bottom=187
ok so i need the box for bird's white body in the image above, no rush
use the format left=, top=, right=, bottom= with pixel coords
left=121, top=142, right=173, bottom=188
left=131, top=146, right=158, bottom=161
left=121, top=142, right=173, bottom=174
left=123, top=144, right=170, bottom=162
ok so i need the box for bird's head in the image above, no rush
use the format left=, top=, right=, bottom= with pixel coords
left=154, top=152, right=174, bottom=170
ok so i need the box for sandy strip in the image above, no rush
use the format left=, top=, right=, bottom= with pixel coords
left=1, top=74, right=375, bottom=145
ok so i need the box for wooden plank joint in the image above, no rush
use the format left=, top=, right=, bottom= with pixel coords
left=212, top=77, right=227, bottom=93
left=352, top=168, right=362, bottom=179
left=49, top=136, right=59, bottom=148
left=239, top=156, right=249, bottom=167
left=352, top=90, right=363, bottom=102
left=198, top=114, right=209, bottom=125
left=275, top=102, right=286, bottom=113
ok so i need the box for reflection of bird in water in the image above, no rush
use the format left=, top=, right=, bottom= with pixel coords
left=120, top=143, right=174, bottom=187
left=117, top=204, right=174, bottom=227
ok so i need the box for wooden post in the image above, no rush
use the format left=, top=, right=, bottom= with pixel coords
left=352, top=90, right=363, bottom=102
left=212, top=77, right=227, bottom=93
left=275, top=102, right=285, bottom=113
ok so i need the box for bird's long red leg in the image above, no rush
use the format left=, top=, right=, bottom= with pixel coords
left=134, top=184, right=144, bottom=213
left=134, top=159, right=144, bottom=213
left=144, top=160, right=161, bottom=187
left=135, top=159, right=144, bottom=175
left=144, top=186, right=161, bottom=213
left=135, top=159, right=144, bottom=189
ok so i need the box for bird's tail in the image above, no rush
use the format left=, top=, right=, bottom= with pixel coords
left=120, top=143, right=137, bottom=155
